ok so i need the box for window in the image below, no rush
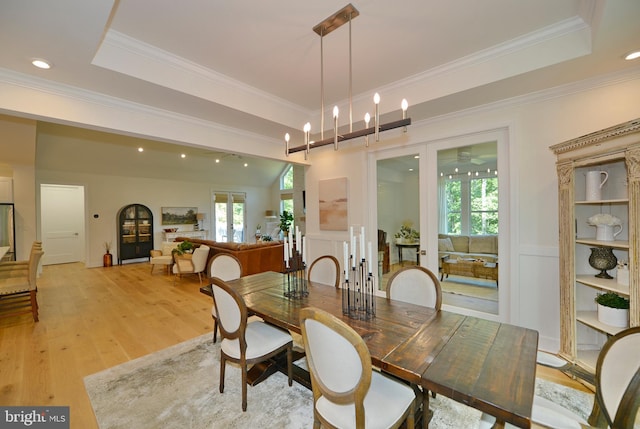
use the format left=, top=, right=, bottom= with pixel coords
left=213, top=192, right=246, bottom=242
left=280, top=165, right=294, bottom=223
left=442, top=176, right=498, bottom=235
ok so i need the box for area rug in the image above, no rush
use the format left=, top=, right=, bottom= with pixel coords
left=441, top=275, right=498, bottom=301
left=85, top=334, right=593, bottom=429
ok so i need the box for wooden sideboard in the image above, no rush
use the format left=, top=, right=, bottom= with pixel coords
left=163, top=230, right=208, bottom=242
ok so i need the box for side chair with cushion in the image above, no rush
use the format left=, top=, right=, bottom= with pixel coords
left=207, top=253, right=242, bottom=343
left=0, top=248, right=44, bottom=322
left=479, top=326, right=640, bottom=429
left=173, top=245, right=210, bottom=285
left=308, top=255, right=341, bottom=288
left=149, top=242, right=177, bottom=275
left=386, top=266, right=442, bottom=310
left=0, top=241, right=42, bottom=271
left=300, top=306, right=416, bottom=429
left=211, top=277, right=293, bottom=412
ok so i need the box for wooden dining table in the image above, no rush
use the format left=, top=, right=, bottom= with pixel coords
left=202, top=271, right=538, bottom=428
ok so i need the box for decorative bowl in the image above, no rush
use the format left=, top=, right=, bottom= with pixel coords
left=163, top=228, right=178, bottom=233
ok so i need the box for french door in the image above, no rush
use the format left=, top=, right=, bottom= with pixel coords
left=213, top=192, right=246, bottom=243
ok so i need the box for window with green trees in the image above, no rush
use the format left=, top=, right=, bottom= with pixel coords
left=443, top=176, right=498, bottom=235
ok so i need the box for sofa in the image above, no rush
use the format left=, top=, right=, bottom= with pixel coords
left=438, top=234, right=498, bottom=266
left=174, top=237, right=284, bottom=277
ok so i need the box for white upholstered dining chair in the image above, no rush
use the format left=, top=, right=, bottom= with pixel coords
left=211, top=277, right=293, bottom=412
left=386, top=265, right=442, bottom=310
left=479, top=326, right=640, bottom=429
left=173, top=245, right=209, bottom=285
left=208, top=253, right=242, bottom=343
left=300, top=306, right=416, bottom=429
left=307, top=255, right=341, bottom=288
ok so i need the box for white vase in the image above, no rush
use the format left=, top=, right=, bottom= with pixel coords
left=597, top=303, right=629, bottom=327
left=585, top=170, right=608, bottom=201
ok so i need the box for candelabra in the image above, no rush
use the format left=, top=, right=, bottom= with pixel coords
left=283, top=246, right=307, bottom=299
left=342, top=256, right=376, bottom=320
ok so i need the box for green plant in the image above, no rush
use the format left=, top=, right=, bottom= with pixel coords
left=172, top=240, right=194, bottom=256
left=395, top=222, right=419, bottom=242
left=595, top=292, right=630, bottom=309
left=279, top=210, right=294, bottom=234
left=261, top=234, right=273, bottom=241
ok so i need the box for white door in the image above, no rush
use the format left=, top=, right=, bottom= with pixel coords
left=41, top=184, right=85, bottom=265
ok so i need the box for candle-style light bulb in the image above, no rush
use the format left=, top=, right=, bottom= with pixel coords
left=401, top=99, right=408, bottom=133
left=304, top=122, right=311, bottom=160
left=364, top=112, right=371, bottom=147
left=333, top=106, right=339, bottom=151
left=373, top=93, right=380, bottom=142
left=284, top=133, right=290, bottom=157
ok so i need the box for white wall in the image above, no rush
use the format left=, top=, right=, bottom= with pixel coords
left=36, top=169, right=274, bottom=268
left=304, top=74, right=640, bottom=352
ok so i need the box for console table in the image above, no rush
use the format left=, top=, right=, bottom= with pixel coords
left=396, top=242, right=419, bottom=265
left=163, top=230, right=208, bottom=241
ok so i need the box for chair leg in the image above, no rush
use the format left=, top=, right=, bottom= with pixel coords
left=219, top=354, right=226, bottom=393
left=287, top=344, right=292, bottom=386
left=212, top=317, right=218, bottom=343
left=30, top=290, right=39, bottom=322
left=241, top=363, right=248, bottom=411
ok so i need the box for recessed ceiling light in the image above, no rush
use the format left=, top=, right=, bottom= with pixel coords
left=215, top=159, right=220, bottom=163
left=625, top=51, right=640, bottom=61
left=244, top=163, right=248, bottom=167
left=138, top=147, right=144, bottom=152
left=31, top=59, right=52, bottom=69
left=181, top=154, right=186, bottom=158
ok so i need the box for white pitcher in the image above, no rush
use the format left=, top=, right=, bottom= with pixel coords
left=595, top=224, right=622, bottom=241
left=585, top=170, right=608, bottom=201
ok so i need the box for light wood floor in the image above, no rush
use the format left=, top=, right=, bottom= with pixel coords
left=0, top=262, right=591, bottom=429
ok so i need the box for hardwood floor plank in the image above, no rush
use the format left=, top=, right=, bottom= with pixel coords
left=0, top=262, right=590, bottom=429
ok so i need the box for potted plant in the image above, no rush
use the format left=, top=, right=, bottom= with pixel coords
left=103, top=241, right=113, bottom=267
left=279, top=210, right=294, bottom=236
left=261, top=234, right=273, bottom=242
left=595, top=291, right=629, bottom=327
left=172, top=240, right=194, bottom=256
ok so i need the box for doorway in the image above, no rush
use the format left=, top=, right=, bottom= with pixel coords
left=40, top=184, right=85, bottom=265
left=213, top=191, right=246, bottom=243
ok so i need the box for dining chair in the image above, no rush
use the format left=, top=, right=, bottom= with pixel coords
left=207, top=253, right=243, bottom=343
left=479, top=326, right=640, bottom=429
left=211, top=277, right=293, bottom=412
left=173, top=245, right=210, bottom=285
left=0, top=248, right=44, bottom=322
left=308, top=255, right=341, bottom=288
left=300, top=306, right=416, bottom=429
left=386, top=266, right=442, bottom=310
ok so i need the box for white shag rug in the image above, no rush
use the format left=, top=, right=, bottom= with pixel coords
left=84, top=334, right=593, bottom=429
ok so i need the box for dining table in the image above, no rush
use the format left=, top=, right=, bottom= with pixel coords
left=201, top=271, right=538, bottom=428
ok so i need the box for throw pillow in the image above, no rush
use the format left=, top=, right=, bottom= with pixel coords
left=438, top=238, right=455, bottom=252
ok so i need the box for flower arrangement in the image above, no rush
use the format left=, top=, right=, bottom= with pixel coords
left=395, top=221, right=419, bottom=242
left=104, top=241, right=112, bottom=254
left=587, top=213, right=621, bottom=226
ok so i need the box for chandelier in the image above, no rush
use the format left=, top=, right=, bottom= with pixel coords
left=285, top=3, right=411, bottom=159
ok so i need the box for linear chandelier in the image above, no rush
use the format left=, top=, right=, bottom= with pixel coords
left=285, top=3, right=411, bottom=159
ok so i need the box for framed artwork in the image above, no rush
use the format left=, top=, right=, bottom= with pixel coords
left=161, top=207, right=198, bottom=225
left=319, top=177, right=348, bottom=231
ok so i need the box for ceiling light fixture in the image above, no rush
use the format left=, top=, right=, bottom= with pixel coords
left=31, top=59, right=52, bottom=69
left=285, top=3, right=411, bottom=159
left=625, top=51, right=640, bottom=61
left=137, top=147, right=144, bottom=152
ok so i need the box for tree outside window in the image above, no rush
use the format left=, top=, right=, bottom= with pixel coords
left=443, top=177, right=498, bottom=235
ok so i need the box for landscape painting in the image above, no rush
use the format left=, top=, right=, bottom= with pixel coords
left=319, top=177, right=348, bottom=231
left=161, top=207, right=197, bottom=225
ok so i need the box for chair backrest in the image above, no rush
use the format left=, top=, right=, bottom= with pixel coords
left=208, top=253, right=242, bottom=281
left=211, top=277, right=247, bottom=345
left=307, top=255, right=340, bottom=288
left=300, top=307, right=371, bottom=427
left=191, top=245, right=210, bottom=272
left=386, top=266, right=442, bottom=310
left=28, top=250, right=44, bottom=290
left=161, top=242, right=178, bottom=256
left=595, top=326, right=640, bottom=428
